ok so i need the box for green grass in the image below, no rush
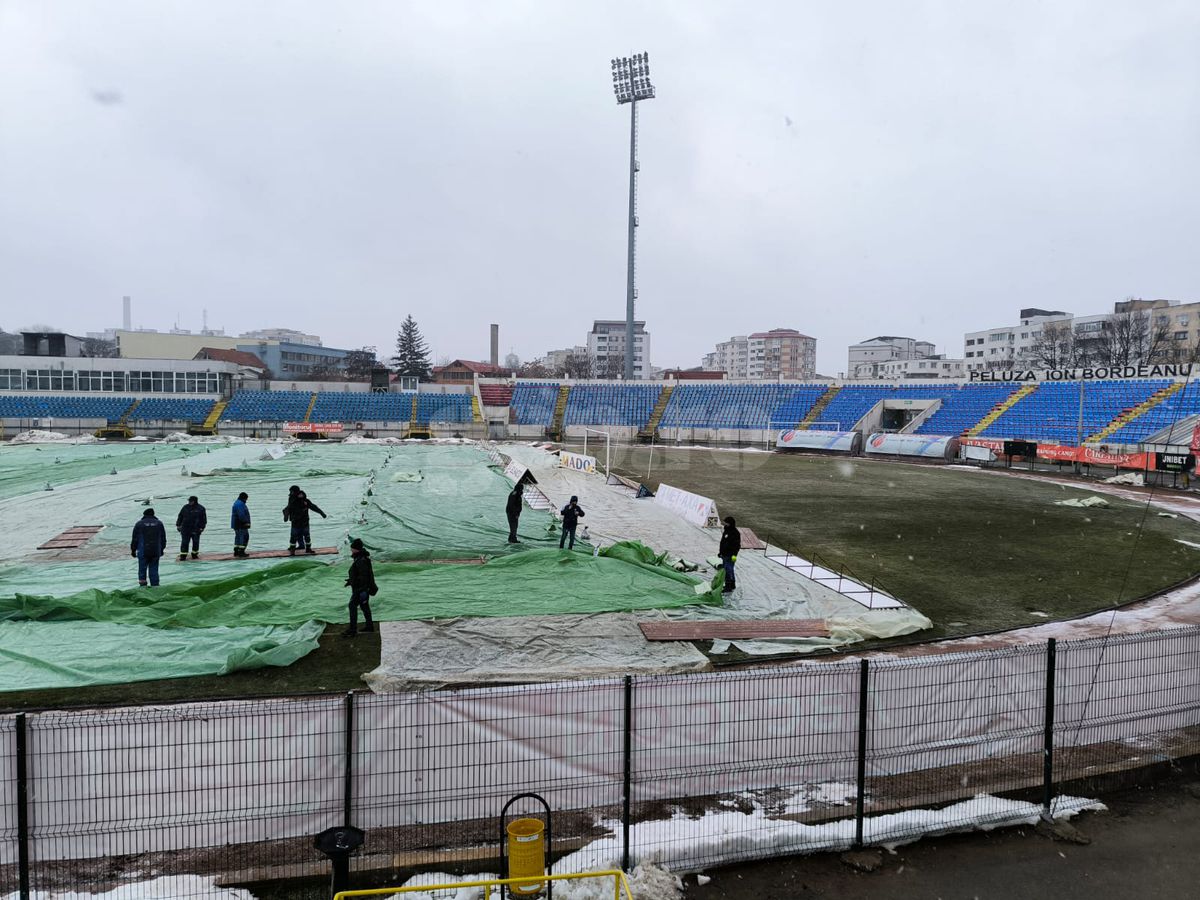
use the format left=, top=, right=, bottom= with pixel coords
left=608, top=446, right=1200, bottom=640
left=0, top=625, right=379, bottom=711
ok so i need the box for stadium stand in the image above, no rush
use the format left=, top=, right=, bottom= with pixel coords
left=479, top=383, right=513, bottom=406
left=221, top=391, right=314, bottom=422
left=126, top=397, right=218, bottom=423
left=980, top=380, right=1171, bottom=444
left=1104, top=380, right=1200, bottom=444
left=308, top=392, right=413, bottom=423
left=0, top=395, right=133, bottom=423
left=511, top=383, right=560, bottom=426
left=815, top=385, right=897, bottom=430
left=563, top=384, right=661, bottom=426
left=912, top=383, right=1021, bottom=436
left=415, top=393, right=473, bottom=422
left=659, top=384, right=827, bottom=430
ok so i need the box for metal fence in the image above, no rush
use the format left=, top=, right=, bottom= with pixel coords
left=1, top=626, right=1199, bottom=898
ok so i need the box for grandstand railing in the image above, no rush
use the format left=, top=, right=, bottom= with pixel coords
left=1, top=627, right=1197, bottom=897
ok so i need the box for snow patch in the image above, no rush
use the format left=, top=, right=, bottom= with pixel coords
left=7, top=429, right=99, bottom=444
left=559, top=794, right=1103, bottom=873
left=0, top=874, right=255, bottom=899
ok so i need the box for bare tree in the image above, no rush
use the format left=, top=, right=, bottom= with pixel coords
left=1088, top=310, right=1171, bottom=367
left=517, top=360, right=550, bottom=378
left=1028, top=321, right=1077, bottom=369
left=562, top=352, right=594, bottom=379
left=344, top=347, right=378, bottom=380
left=594, top=351, right=626, bottom=379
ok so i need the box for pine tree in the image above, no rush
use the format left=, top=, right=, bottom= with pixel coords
left=391, top=315, right=432, bottom=379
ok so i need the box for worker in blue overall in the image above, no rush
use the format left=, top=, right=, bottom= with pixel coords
left=131, top=508, right=167, bottom=586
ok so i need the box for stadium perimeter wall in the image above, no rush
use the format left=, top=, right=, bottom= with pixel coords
left=1, top=626, right=1196, bottom=885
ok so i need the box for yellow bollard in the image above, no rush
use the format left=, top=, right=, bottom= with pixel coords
left=506, top=817, right=546, bottom=896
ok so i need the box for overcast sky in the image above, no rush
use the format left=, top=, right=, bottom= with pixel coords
left=1, top=2, right=1197, bottom=375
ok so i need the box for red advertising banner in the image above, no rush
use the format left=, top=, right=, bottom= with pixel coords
left=283, top=422, right=344, bottom=433
left=1190, top=425, right=1200, bottom=454
left=960, top=438, right=1150, bottom=470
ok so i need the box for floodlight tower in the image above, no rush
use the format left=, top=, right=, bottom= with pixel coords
left=611, top=51, right=655, bottom=381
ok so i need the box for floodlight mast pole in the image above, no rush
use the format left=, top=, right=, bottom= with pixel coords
left=624, top=97, right=638, bottom=381
left=612, top=52, right=655, bottom=382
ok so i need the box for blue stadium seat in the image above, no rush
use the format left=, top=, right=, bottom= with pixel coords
left=660, top=384, right=827, bottom=430
left=511, top=383, right=561, bottom=426
left=221, top=391, right=313, bottom=422
left=563, top=385, right=661, bottom=426
left=128, top=398, right=217, bottom=422
left=0, top=395, right=134, bottom=423
left=980, top=380, right=1171, bottom=445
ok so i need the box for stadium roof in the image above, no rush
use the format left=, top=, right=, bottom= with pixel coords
left=194, top=347, right=267, bottom=369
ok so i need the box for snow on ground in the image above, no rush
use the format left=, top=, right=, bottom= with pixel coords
left=389, top=865, right=681, bottom=900
left=0, top=875, right=254, bottom=899
left=561, top=794, right=1103, bottom=873
left=386, top=791, right=1103, bottom=900
left=7, top=429, right=98, bottom=444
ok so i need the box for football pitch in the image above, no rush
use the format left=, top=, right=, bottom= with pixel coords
left=608, top=445, right=1200, bottom=640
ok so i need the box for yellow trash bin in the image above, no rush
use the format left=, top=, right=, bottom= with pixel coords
left=506, top=817, right=546, bottom=896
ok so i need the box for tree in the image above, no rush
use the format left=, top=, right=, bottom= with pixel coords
left=595, top=351, right=626, bottom=379
left=81, top=337, right=118, bottom=358
left=1028, top=321, right=1077, bottom=369
left=562, top=351, right=594, bottom=379
left=344, top=346, right=378, bottom=380
left=518, top=360, right=551, bottom=378
left=391, top=315, right=432, bottom=379
left=1087, top=310, right=1171, bottom=368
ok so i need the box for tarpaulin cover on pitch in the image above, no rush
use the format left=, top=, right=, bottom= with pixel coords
left=0, top=440, right=719, bottom=689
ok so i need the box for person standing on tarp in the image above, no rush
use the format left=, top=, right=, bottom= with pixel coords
left=131, top=508, right=167, bottom=587
left=175, top=495, right=207, bottom=561
left=343, top=538, right=378, bottom=637
left=283, top=485, right=327, bottom=555
left=559, top=495, right=585, bottom=550
left=231, top=492, right=251, bottom=557
left=718, top=516, right=741, bottom=594
left=505, top=482, right=523, bottom=543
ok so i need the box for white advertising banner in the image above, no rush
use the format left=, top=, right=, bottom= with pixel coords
left=776, top=429, right=858, bottom=452
left=865, top=432, right=958, bottom=460
left=654, top=483, right=718, bottom=528
left=559, top=449, right=598, bottom=475
left=503, top=458, right=530, bottom=484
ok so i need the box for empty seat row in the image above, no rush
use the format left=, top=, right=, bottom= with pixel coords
left=564, top=385, right=661, bottom=426
left=128, top=398, right=217, bottom=422
left=659, top=384, right=827, bottom=429
left=0, top=395, right=134, bottom=423
left=221, top=391, right=313, bottom=422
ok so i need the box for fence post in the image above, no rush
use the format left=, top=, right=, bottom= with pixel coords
left=1042, top=638, right=1057, bottom=819
left=15, top=713, right=30, bottom=900
left=854, top=659, right=869, bottom=849
left=622, top=675, right=633, bottom=873
left=343, top=692, right=355, bottom=828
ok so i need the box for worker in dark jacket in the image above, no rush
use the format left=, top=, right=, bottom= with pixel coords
left=559, top=496, right=585, bottom=550
left=505, top=483, right=523, bottom=543
left=284, top=485, right=327, bottom=555
left=718, top=516, right=741, bottom=594
left=175, top=495, right=207, bottom=560
left=342, top=538, right=377, bottom=637
left=231, top=492, right=251, bottom=557
left=131, top=508, right=167, bottom=587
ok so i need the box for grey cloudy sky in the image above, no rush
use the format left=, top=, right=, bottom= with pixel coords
left=1, top=1, right=1197, bottom=375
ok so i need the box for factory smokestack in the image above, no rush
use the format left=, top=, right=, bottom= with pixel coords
left=490, top=324, right=499, bottom=366
left=122, top=296, right=131, bottom=331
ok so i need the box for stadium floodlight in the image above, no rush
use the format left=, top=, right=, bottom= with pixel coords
left=610, top=52, right=656, bottom=381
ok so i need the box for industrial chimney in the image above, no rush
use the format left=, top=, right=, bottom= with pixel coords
left=122, top=296, right=132, bottom=331
left=490, top=324, right=499, bottom=366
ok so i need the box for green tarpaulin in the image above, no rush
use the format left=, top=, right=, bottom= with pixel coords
left=2, top=544, right=721, bottom=628
left=0, top=620, right=324, bottom=690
